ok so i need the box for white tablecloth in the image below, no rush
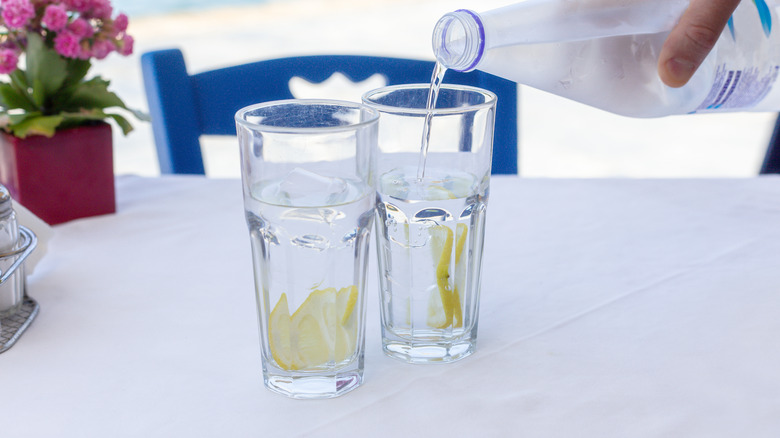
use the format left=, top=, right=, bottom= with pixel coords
left=2, top=175, right=780, bottom=437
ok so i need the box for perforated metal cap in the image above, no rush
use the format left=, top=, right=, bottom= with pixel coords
left=0, top=184, right=12, bottom=217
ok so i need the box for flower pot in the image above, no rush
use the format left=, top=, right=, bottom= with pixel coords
left=0, top=123, right=116, bottom=225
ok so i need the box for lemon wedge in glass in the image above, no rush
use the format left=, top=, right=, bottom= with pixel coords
left=452, top=223, right=467, bottom=328
left=426, top=185, right=457, bottom=200
left=268, top=293, right=295, bottom=370
left=426, top=223, right=467, bottom=329
left=268, top=286, right=359, bottom=371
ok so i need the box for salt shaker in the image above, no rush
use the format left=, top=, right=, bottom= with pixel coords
left=0, top=184, right=22, bottom=316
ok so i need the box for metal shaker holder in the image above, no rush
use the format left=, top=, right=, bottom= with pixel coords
left=0, top=226, right=39, bottom=354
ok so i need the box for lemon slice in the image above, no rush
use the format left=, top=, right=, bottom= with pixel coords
left=291, top=288, right=337, bottom=368
left=337, top=285, right=358, bottom=325
left=336, top=285, right=359, bottom=361
left=268, top=293, right=295, bottom=370
left=426, top=223, right=467, bottom=329
left=452, top=223, right=467, bottom=328
left=268, top=286, right=358, bottom=370
left=426, top=284, right=449, bottom=328
left=427, top=225, right=454, bottom=328
left=426, top=185, right=457, bottom=200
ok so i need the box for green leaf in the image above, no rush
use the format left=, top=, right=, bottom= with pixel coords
left=63, top=59, right=92, bottom=88
left=128, top=107, right=151, bottom=122
left=107, top=113, right=134, bottom=135
left=57, top=110, right=135, bottom=136
left=7, top=111, right=42, bottom=126
left=25, top=33, right=68, bottom=98
left=9, top=114, right=64, bottom=138
left=58, top=109, right=105, bottom=122
left=0, top=83, right=36, bottom=111
left=0, top=84, right=11, bottom=109
left=32, top=78, right=46, bottom=107
left=51, top=61, right=92, bottom=109
left=64, top=77, right=127, bottom=111
left=5, top=71, right=38, bottom=111
left=9, top=70, right=29, bottom=91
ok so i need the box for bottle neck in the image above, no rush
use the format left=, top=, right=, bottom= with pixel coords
left=0, top=185, right=11, bottom=218
left=432, top=9, right=485, bottom=72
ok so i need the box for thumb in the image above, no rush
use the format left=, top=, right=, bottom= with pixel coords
left=657, top=0, right=741, bottom=88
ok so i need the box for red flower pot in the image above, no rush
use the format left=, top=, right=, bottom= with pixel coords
left=0, top=123, right=116, bottom=225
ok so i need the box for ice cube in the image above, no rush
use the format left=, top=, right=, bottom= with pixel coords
left=278, top=167, right=348, bottom=206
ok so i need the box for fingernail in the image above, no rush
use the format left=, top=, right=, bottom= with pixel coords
left=664, top=58, right=697, bottom=87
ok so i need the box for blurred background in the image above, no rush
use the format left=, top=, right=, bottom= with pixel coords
left=99, top=0, right=778, bottom=178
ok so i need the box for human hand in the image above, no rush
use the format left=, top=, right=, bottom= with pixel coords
left=657, top=0, right=742, bottom=87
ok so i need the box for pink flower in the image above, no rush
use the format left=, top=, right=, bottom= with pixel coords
left=86, top=0, right=111, bottom=19
left=90, top=38, right=114, bottom=59
left=117, top=34, right=133, bottom=56
left=0, top=48, right=19, bottom=74
left=63, top=0, right=89, bottom=12
left=41, top=4, right=69, bottom=31
left=54, top=31, right=81, bottom=58
left=113, top=12, right=128, bottom=32
left=1, top=0, right=35, bottom=29
left=67, top=17, right=94, bottom=38
left=77, top=41, right=91, bottom=60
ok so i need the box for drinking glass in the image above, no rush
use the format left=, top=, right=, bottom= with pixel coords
left=236, top=100, right=379, bottom=398
left=362, top=84, right=496, bottom=364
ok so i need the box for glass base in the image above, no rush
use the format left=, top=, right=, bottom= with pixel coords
left=383, top=338, right=475, bottom=364
left=263, top=369, right=363, bottom=399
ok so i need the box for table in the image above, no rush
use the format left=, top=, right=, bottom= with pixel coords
left=3, top=175, right=780, bottom=437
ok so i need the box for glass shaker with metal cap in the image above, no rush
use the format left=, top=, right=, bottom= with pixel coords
left=0, top=184, right=22, bottom=316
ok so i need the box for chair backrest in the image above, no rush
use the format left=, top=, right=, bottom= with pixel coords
left=141, top=49, right=518, bottom=175
left=762, top=115, right=780, bottom=174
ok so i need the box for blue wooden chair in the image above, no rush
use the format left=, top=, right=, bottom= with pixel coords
left=761, top=116, right=780, bottom=173
left=140, top=49, right=518, bottom=175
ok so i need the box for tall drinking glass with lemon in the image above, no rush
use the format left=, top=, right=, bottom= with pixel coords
left=363, top=84, right=496, bottom=363
left=236, top=100, right=379, bottom=398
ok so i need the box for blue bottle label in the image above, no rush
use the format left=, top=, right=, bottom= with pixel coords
left=696, top=65, right=780, bottom=110
left=695, top=0, right=779, bottom=112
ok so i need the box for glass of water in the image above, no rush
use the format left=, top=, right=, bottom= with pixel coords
left=362, top=84, right=497, bottom=364
left=235, top=100, right=379, bottom=399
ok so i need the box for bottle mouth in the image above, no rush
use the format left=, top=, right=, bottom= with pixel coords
left=432, top=9, right=484, bottom=72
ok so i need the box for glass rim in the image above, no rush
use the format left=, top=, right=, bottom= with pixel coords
left=234, top=99, right=380, bottom=134
left=361, top=83, right=497, bottom=115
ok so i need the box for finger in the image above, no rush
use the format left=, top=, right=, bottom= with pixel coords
left=657, top=0, right=742, bottom=87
